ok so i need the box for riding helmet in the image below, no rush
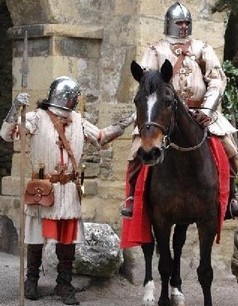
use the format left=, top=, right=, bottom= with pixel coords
left=164, top=2, right=192, bottom=39
left=46, top=76, right=80, bottom=111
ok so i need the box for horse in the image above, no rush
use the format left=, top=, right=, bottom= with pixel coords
left=131, top=59, right=219, bottom=306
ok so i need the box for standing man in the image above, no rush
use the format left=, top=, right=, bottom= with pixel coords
left=121, top=2, right=238, bottom=219
left=0, top=76, right=132, bottom=305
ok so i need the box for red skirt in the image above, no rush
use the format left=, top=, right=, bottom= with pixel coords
left=42, top=218, right=78, bottom=244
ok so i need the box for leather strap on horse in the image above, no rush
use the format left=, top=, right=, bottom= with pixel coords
left=172, top=41, right=191, bottom=77
left=46, top=110, right=78, bottom=172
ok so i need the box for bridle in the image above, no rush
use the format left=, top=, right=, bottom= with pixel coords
left=138, top=96, right=208, bottom=152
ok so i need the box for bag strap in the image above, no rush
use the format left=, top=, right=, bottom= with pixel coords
left=46, top=110, right=78, bottom=172
left=172, top=41, right=191, bottom=76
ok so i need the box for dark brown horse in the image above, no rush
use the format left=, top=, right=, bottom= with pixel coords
left=131, top=59, right=219, bottom=306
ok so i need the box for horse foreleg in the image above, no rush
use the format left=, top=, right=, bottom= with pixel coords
left=155, top=226, right=172, bottom=306
left=170, top=224, right=189, bottom=306
left=142, top=242, right=156, bottom=306
left=197, top=221, right=217, bottom=306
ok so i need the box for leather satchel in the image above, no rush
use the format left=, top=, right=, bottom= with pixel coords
left=24, top=179, right=54, bottom=207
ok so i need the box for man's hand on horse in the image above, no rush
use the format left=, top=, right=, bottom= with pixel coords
left=192, top=110, right=211, bottom=128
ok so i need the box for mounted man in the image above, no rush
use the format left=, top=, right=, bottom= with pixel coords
left=120, top=2, right=238, bottom=221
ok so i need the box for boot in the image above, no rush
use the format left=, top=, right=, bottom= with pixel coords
left=225, top=177, right=238, bottom=219
left=121, top=196, right=134, bottom=218
left=225, top=156, right=238, bottom=219
left=24, top=244, right=43, bottom=300
left=120, top=157, right=142, bottom=218
left=54, top=243, right=79, bottom=305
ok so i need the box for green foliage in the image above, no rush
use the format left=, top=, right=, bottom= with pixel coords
left=222, top=60, right=238, bottom=127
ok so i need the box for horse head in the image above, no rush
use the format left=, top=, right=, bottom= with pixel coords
left=131, top=59, right=176, bottom=166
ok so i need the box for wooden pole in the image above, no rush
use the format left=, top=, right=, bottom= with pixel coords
left=19, top=105, right=26, bottom=306
left=19, top=30, right=29, bottom=306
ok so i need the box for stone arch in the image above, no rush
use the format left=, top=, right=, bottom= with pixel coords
left=5, top=0, right=101, bottom=26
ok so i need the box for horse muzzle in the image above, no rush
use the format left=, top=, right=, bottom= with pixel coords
left=137, top=146, right=165, bottom=166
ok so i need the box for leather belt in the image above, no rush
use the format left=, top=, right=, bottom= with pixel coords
left=32, top=172, right=76, bottom=185
left=186, top=100, right=202, bottom=108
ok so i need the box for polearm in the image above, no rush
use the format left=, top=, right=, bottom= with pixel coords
left=19, top=30, right=29, bottom=306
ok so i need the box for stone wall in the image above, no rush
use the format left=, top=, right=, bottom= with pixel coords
left=0, top=0, right=236, bottom=260
left=0, top=2, right=13, bottom=187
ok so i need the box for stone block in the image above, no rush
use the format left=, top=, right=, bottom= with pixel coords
left=11, top=153, right=31, bottom=177
left=81, top=197, right=98, bottom=221
left=97, top=180, right=124, bottom=200
left=0, top=195, right=21, bottom=230
left=1, top=176, right=30, bottom=196
left=44, top=222, right=123, bottom=278
left=98, top=102, right=135, bottom=130
left=13, top=57, right=54, bottom=91
left=81, top=162, right=100, bottom=178
left=94, top=198, right=122, bottom=226
left=114, top=0, right=137, bottom=16
left=111, top=139, right=131, bottom=180
left=6, top=0, right=103, bottom=28
left=84, top=179, right=98, bottom=196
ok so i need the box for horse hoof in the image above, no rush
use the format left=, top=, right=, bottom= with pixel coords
left=170, top=287, right=185, bottom=306
left=142, top=280, right=156, bottom=306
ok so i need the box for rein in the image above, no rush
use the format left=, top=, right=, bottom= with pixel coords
left=166, top=128, right=208, bottom=152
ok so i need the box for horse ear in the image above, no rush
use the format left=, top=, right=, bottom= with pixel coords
left=160, top=59, right=173, bottom=83
left=131, top=60, right=144, bottom=83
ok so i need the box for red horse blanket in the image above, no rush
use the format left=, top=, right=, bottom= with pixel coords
left=120, top=136, right=230, bottom=249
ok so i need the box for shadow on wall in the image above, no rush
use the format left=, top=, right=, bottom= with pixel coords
left=0, top=215, right=19, bottom=255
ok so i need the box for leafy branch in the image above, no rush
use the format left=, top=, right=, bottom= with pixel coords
left=222, top=60, right=238, bottom=128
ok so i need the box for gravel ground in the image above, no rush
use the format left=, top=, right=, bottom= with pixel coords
left=1, top=247, right=238, bottom=306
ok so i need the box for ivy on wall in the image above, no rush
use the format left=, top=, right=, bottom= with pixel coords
left=212, top=0, right=238, bottom=131
left=222, top=60, right=238, bottom=128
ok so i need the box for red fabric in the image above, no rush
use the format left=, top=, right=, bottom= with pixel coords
left=209, top=136, right=230, bottom=243
left=120, top=165, right=153, bottom=249
left=120, top=136, right=229, bottom=248
left=42, top=218, right=78, bottom=244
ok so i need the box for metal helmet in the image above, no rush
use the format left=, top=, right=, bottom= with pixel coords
left=164, top=2, right=192, bottom=39
left=46, top=76, right=80, bottom=111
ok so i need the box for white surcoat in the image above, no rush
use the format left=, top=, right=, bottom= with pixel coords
left=0, top=109, right=89, bottom=243
left=140, top=38, right=237, bottom=136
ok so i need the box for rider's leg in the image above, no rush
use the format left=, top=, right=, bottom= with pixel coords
left=121, top=156, right=142, bottom=217
left=225, top=155, right=238, bottom=218
left=220, top=134, right=238, bottom=219
left=121, top=136, right=142, bottom=218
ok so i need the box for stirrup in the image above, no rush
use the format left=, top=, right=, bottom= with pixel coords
left=229, top=198, right=238, bottom=219
left=120, top=196, right=134, bottom=218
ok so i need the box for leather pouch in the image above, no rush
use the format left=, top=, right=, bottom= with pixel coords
left=24, top=179, right=54, bottom=207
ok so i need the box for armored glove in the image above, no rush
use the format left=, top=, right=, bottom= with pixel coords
left=83, top=113, right=136, bottom=148
left=192, top=110, right=211, bottom=128
left=5, top=93, right=30, bottom=123
left=82, top=118, right=101, bottom=148
left=202, top=90, right=221, bottom=117
left=99, top=113, right=136, bottom=146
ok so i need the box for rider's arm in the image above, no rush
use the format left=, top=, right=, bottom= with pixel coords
left=201, top=42, right=227, bottom=116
